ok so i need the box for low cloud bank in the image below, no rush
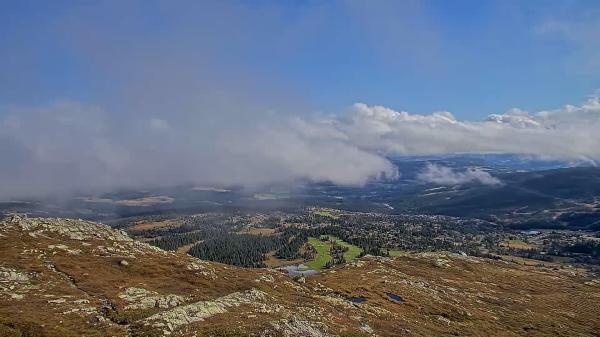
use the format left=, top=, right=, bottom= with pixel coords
left=336, top=93, right=600, bottom=162
left=417, top=163, right=501, bottom=186
left=0, top=102, right=398, bottom=198
left=1, top=93, right=599, bottom=198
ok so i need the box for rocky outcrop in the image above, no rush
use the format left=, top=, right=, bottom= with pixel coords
left=118, top=287, right=186, bottom=310
left=270, top=316, right=332, bottom=337
left=6, top=213, right=132, bottom=241
left=142, top=288, right=269, bottom=335
left=0, top=266, right=33, bottom=300
left=0, top=266, right=29, bottom=283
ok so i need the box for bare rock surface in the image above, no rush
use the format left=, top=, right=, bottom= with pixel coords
left=143, top=288, right=269, bottom=335
left=119, top=287, right=186, bottom=310
left=8, top=214, right=132, bottom=241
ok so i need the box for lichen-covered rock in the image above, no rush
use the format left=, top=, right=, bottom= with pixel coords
left=143, top=289, right=269, bottom=335
left=48, top=244, right=81, bottom=255
left=270, top=316, right=332, bottom=337
left=0, top=266, right=29, bottom=283
left=0, top=266, right=33, bottom=300
left=434, top=258, right=451, bottom=268
left=119, top=287, right=185, bottom=310
left=186, top=260, right=217, bottom=278
left=7, top=214, right=132, bottom=241
left=256, top=274, right=275, bottom=283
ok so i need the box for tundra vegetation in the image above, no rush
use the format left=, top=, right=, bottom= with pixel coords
left=1, top=214, right=599, bottom=337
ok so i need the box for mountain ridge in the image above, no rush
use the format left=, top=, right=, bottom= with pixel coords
left=1, top=215, right=599, bottom=336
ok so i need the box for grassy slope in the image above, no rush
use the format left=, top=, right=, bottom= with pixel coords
left=337, top=238, right=362, bottom=262
left=306, top=237, right=332, bottom=270
left=2, top=217, right=599, bottom=337
left=306, top=236, right=362, bottom=270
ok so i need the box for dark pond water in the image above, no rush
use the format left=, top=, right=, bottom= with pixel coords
left=385, top=292, right=404, bottom=302
left=348, top=296, right=367, bottom=303
left=277, top=264, right=318, bottom=277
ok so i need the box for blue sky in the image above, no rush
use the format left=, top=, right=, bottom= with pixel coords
left=1, top=0, right=599, bottom=119
left=2, top=0, right=600, bottom=196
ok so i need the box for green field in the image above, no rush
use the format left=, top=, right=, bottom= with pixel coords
left=312, top=209, right=340, bottom=220
left=306, top=236, right=362, bottom=270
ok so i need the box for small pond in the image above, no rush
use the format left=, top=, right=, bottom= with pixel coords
left=385, top=292, right=404, bottom=302
left=277, top=264, right=318, bottom=277
left=348, top=296, right=367, bottom=304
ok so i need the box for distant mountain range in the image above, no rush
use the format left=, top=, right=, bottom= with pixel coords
left=1, top=155, right=599, bottom=230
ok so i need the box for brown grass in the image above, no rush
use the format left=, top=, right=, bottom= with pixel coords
left=1, top=219, right=599, bottom=337
left=263, top=251, right=305, bottom=268
left=128, top=220, right=178, bottom=232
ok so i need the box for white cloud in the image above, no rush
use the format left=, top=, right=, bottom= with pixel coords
left=417, top=163, right=501, bottom=186
left=1, top=92, right=599, bottom=198
left=2, top=1, right=599, bottom=199
left=0, top=102, right=397, bottom=198
left=328, top=93, right=600, bottom=162
left=486, top=108, right=542, bottom=128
